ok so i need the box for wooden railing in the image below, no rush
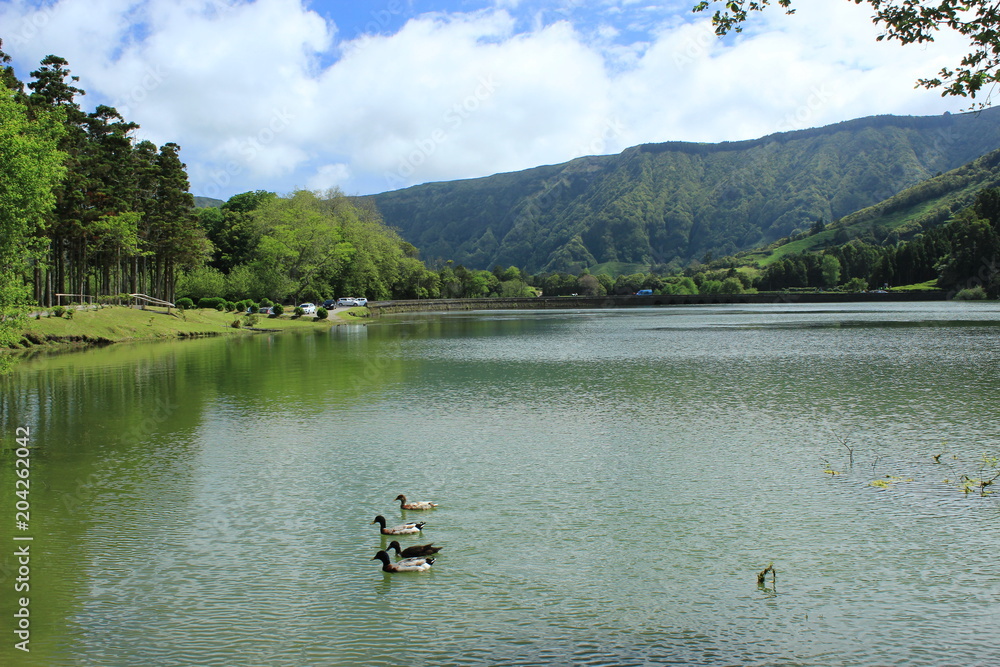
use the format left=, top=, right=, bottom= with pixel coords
left=54, top=293, right=176, bottom=309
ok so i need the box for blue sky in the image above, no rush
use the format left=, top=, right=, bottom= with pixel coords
left=0, top=0, right=972, bottom=199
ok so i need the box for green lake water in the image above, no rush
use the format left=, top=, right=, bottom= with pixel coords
left=1, top=302, right=999, bottom=666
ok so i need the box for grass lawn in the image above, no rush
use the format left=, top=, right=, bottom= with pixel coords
left=889, top=280, right=940, bottom=292
left=11, top=304, right=370, bottom=351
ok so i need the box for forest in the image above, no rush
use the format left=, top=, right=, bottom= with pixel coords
left=748, top=187, right=1000, bottom=297
left=0, top=43, right=204, bottom=312
left=187, top=189, right=536, bottom=304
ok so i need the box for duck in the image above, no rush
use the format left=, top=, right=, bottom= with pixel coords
left=386, top=540, right=442, bottom=558
left=395, top=493, right=439, bottom=510
left=372, top=550, right=434, bottom=572
left=371, top=514, right=425, bottom=535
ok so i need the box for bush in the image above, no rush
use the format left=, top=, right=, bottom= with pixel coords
left=270, top=303, right=284, bottom=317
left=843, top=277, right=868, bottom=293
left=198, top=297, right=224, bottom=310
left=954, top=285, right=988, bottom=300
left=215, top=303, right=226, bottom=311
left=293, top=306, right=305, bottom=317
left=261, top=298, right=274, bottom=307
left=225, top=301, right=237, bottom=312
left=175, top=297, right=194, bottom=310
left=315, top=307, right=328, bottom=320
left=176, top=266, right=226, bottom=302
left=230, top=318, right=242, bottom=329
left=247, top=302, right=259, bottom=313
left=52, top=306, right=66, bottom=318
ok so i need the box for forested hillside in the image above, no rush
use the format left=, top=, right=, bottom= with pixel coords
left=368, top=109, right=1000, bottom=273
left=739, top=184, right=1000, bottom=297
left=739, top=146, right=1000, bottom=265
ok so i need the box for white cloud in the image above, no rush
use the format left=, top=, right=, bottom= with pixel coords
left=307, top=162, right=352, bottom=191
left=0, top=0, right=976, bottom=200
left=307, top=11, right=616, bottom=192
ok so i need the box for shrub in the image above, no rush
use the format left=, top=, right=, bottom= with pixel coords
left=293, top=306, right=305, bottom=317
left=65, top=309, right=74, bottom=320
left=844, top=277, right=868, bottom=293
left=215, top=303, right=226, bottom=311
left=260, top=297, right=274, bottom=307
left=247, top=302, right=259, bottom=313
left=225, top=301, right=237, bottom=312
left=198, top=297, right=224, bottom=310
left=175, top=297, right=194, bottom=310
left=315, top=307, right=328, bottom=320
left=53, top=306, right=66, bottom=318
left=177, top=266, right=226, bottom=302
left=954, top=285, right=988, bottom=300
left=231, top=318, right=242, bottom=328
left=270, top=303, right=284, bottom=317
left=243, top=314, right=259, bottom=328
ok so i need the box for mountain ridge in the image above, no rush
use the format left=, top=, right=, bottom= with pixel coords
left=365, top=107, right=1000, bottom=273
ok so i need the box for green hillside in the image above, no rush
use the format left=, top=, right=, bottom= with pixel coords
left=740, top=146, right=1000, bottom=267
left=367, top=109, right=1000, bottom=273
left=194, top=196, right=225, bottom=208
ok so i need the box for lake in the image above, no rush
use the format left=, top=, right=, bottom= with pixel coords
left=2, top=301, right=999, bottom=666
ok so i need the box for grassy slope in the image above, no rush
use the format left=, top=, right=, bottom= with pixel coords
left=11, top=305, right=370, bottom=350
left=589, top=261, right=649, bottom=276
left=739, top=148, right=1000, bottom=268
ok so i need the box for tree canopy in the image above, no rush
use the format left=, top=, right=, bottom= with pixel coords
left=0, top=82, right=65, bottom=345
left=693, top=1, right=1000, bottom=104
left=0, top=41, right=209, bottom=306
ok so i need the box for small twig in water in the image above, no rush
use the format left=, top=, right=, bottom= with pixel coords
left=834, top=431, right=855, bottom=468
left=757, top=562, right=777, bottom=588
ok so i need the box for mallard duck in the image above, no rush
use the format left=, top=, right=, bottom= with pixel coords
left=372, top=514, right=425, bottom=535
left=386, top=540, right=442, bottom=558
left=395, top=494, right=439, bottom=510
left=372, top=550, right=434, bottom=572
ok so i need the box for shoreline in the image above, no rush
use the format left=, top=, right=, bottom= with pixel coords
left=5, top=290, right=958, bottom=358
left=6, top=304, right=372, bottom=356
left=367, top=290, right=950, bottom=316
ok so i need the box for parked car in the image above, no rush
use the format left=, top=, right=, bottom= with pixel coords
left=636, top=289, right=653, bottom=296
left=322, top=299, right=337, bottom=309
left=257, top=306, right=273, bottom=315
left=336, top=297, right=357, bottom=307
left=298, top=303, right=317, bottom=314
left=353, top=297, right=368, bottom=306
